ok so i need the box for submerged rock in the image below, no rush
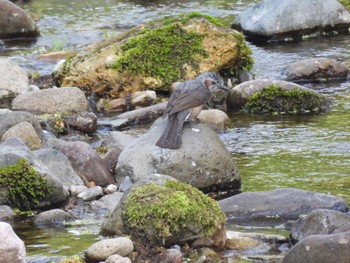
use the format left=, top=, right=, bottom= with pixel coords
left=232, top=0, right=350, bottom=42
left=219, top=188, right=348, bottom=225
left=281, top=57, right=349, bottom=82
left=54, top=13, right=253, bottom=104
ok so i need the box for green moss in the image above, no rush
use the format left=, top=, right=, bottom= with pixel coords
left=123, top=180, right=226, bottom=245
left=181, top=12, right=223, bottom=26
left=339, top=0, right=350, bottom=11
left=231, top=32, right=254, bottom=76
left=244, top=85, right=330, bottom=114
left=112, top=23, right=207, bottom=87
left=0, top=158, right=52, bottom=210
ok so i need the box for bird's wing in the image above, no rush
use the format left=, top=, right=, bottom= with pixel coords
left=166, top=80, right=211, bottom=115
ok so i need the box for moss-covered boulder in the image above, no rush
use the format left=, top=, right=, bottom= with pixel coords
left=54, top=13, right=253, bottom=102
left=101, top=175, right=226, bottom=247
left=227, top=79, right=331, bottom=114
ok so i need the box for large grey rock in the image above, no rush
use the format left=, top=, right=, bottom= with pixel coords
left=77, top=186, right=103, bottom=201
left=233, top=0, right=350, bottom=41
left=0, top=222, right=26, bottom=263
left=219, top=188, right=347, bottom=224
left=53, top=140, right=115, bottom=186
left=0, top=58, right=30, bottom=97
left=0, top=138, right=69, bottom=208
left=34, top=148, right=84, bottom=188
left=12, top=87, right=89, bottom=114
left=115, top=117, right=241, bottom=196
left=0, top=205, right=15, bottom=222
left=0, top=111, right=43, bottom=140
left=291, top=209, right=350, bottom=242
left=0, top=0, right=39, bottom=39
left=63, top=111, right=97, bottom=134
left=85, top=237, right=134, bottom=262
left=1, top=121, right=41, bottom=150
left=282, top=231, right=350, bottom=263
left=281, top=58, right=349, bottom=82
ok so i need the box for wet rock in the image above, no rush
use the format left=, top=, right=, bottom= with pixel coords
left=101, top=131, right=136, bottom=153
left=102, top=148, right=121, bottom=172
left=219, top=188, right=347, bottom=224
left=0, top=111, right=43, bottom=140
left=0, top=0, right=39, bottom=39
left=281, top=58, right=349, bottom=82
left=291, top=209, right=350, bottom=242
left=0, top=205, right=15, bottom=222
left=282, top=231, right=350, bottom=263
left=131, top=90, right=157, bottom=107
left=115, top=101, right=167, bottom=124
left=105, top=98, right=126, bottom=111
left=196, top=109, right=229, bottom=132
left=165, top=248, right=182, bottom=263
left=115, top=117, right=241, bottom=196
left=97, top=117, right=129, bottom=129
left=34, top=209, right=74, bottom=226
left=34, top=148, right=84, bottom=188
left=12, top=87, right=89, bottom=114
left=0, top=138, right=69, bottom=208
left=0, top=58, right=30, bottom=102
left=232, top=0, right=350, bottom=42
left=226, top=79, right=331, bottom=113
left=69, top=185, right=88, bottom=197
left=225, top=231, right=275, bottom=253
left=53, top=140, right=115, bottom=186
left=104, top=184, right=118, bottom=194
left=97, top=191, right=123, bottom=211
left=85, top=237, right=134, bottom=263
left=77, top=186, right=103, bottom=201
left=0, top=222, right=26, bottom=263
left=54, top=14, right=252, bottom=101
left=189, top=247, right=221, bottom=263
left=106, top=254, right=132, bottom=263
left=102, top=175, right=226, bottom=247
left=63, top=111, right=97, bottom=134
left=1, top=122, right=41, bottom=150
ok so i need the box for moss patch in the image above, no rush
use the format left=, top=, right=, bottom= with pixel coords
left=244, top=85, right=331, bottom=114
left=123, top=180, right=226, bottom=245
left=0, top=158, right=51, bottom=210
left=339, top=0, right=350, bottom=11
left=112, top=23, right=207, bottom=87
left=231, top=32, right=254, bottom=76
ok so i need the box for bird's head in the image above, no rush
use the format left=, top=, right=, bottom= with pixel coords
left=197, top=71, right=230, bottom=92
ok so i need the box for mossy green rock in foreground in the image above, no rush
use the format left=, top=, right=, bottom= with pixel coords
left=102, top=177, right=226, bottom=246
left=54, top=13, right=253, bottom=100
left=0, top=158, right=51, bottom=210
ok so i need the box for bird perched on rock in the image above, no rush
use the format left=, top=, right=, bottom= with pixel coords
left=156, top=71, right=230, bottom=149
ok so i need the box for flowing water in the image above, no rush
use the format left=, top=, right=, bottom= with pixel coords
left=2, top=0, right=350, bottom=260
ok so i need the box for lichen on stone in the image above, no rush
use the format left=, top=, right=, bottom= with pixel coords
left=0, top=158, right=52, bottom=210
left=123, top=180, right=226, bottom=246
left=244, top=85, right=331, bottom=114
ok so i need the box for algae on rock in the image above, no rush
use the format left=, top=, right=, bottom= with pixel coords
left=0, top=158, right=52, bottom=210
left=54, top=13, right=253, bottom=103
left=122, top=180, right=226, bottom=246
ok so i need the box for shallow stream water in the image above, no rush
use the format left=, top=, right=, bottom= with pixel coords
left=2, top=0, right=350, bottom=260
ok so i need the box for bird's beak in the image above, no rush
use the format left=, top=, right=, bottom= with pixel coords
left=219, top=85, right=230, bottom=91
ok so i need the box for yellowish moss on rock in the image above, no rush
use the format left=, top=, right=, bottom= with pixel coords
left=123, top=180, right=226, bottom=246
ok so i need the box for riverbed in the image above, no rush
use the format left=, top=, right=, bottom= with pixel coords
left=2, top=0, right=350, bottom=260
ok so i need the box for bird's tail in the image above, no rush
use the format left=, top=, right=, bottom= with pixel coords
left=156, top=115, right=184, bottom=149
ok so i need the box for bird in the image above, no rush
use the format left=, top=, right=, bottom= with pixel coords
left=155, top=71, right=230, bottom=149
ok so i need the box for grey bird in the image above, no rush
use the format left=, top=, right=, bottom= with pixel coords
left=156, top=71, right=230, bottom=149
